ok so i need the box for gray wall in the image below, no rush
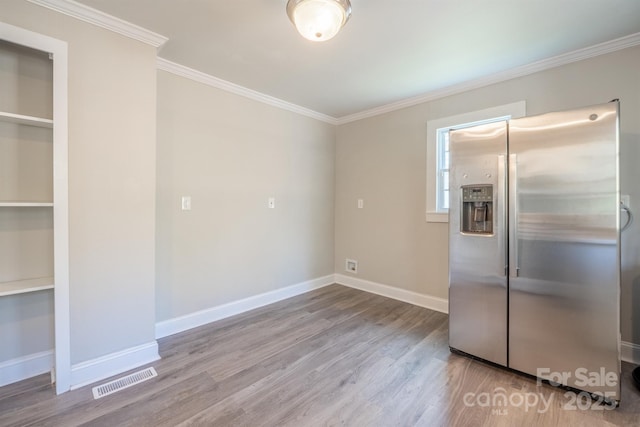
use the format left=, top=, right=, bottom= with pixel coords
left=335, top=46, right=640, bottom=345
left=1, top=1, right=158, bottom=364
left=155, top=71, right=335, bottom=321
left=0, top=292, right=53, bottom=362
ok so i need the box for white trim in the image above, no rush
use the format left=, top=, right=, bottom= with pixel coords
left=70, top=341, right=160, bottom=390
left=621, top=341, right=640, bottom=365
left=51, top=27, right=71, bottom=397
left=0, top=350, right=53, bottom=387
left=0, top=19, right=66, bottom=53
left=157, top=58, right=338, bottom=125
left=0, top=21, right=71, bottom=395
left=26, top=0, right=168, bottom=48
left=334, top=274, right=449, bottom=314
left=15, top=0, right=640, bottom=124
left=425, top=101, right=526, bottom=223
left=155, top=275, right=335, bottom=339
left=336, top=32, right=640, bottom=125
left=426, top=212, right=448, bottom=223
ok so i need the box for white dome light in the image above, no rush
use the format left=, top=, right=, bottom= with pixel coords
left=286, top=0, right=352, bottom=42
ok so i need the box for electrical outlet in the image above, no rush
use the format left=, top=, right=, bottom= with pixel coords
left=181, top=196, right=191, bottom=211
left=345, top=259, right=358, bottom=274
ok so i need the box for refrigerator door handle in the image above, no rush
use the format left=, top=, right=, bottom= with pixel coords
left=498, top=155, right=507, bottom=276
left=509, top=153, right=519, bottom=277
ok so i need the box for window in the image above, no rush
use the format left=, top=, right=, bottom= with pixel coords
left=436, top=127, right=451, bottom=211
left=435, top=116, right=509, bottom=212
left=426, top=101, right=526, bottom=222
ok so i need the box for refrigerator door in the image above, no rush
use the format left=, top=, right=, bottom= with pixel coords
left=508, top=102, right=620, bottom=400
left=449, top=121, right=508, bottom=366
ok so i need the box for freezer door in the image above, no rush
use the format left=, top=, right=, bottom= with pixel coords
left=508, top=102, right=620, bottom=400
left=449, top=121, right=508, bottom=366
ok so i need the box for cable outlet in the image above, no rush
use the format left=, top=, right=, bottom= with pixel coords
left=621, top=194, right=630, bottom=207
left=345, top=259, right=358, bottom=274
left=268, top=197, right=275, bottom=209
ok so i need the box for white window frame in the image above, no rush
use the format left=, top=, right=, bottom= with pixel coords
left=426, top=101, right=526, bottom=222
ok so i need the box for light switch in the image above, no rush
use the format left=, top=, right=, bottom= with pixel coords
left=357, top=199, right=364, bottom=209
left=181, top=196, right=191, bottom=211
left=268, top=197, right=275, bottom=209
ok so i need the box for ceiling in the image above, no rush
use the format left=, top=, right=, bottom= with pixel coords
left=74, top=0, right=640, bottom=119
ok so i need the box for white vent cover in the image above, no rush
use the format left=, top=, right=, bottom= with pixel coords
left=92, top=367, right=157, bottom=399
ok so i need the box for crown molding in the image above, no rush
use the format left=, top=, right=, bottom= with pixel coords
left=336, top=32, right=640, bottom=125
left=21, top=0, right=640, bottom=126
left=27, top=0, right=168, bottom=48
left=157, top=58, right=339, bottom=125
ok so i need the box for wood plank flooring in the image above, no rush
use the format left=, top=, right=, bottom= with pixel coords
left=1, top=284, right=639, bottom=426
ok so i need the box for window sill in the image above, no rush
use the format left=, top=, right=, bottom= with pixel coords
left=426, top=212, right=448, bottom=223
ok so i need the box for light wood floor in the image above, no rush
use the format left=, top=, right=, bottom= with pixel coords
left=1, top=284, right=639, bottom=426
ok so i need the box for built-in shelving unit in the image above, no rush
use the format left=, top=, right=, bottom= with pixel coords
left=0, top=92, right=54, bottom=294
left=0, top=25, right=69, bottom=393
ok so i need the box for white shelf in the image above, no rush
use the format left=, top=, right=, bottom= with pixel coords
left=0, top=277, right=54, bottom=297
left=0, top=111, right=53, bottom=128
left=0, top=202, right=54, bottom=207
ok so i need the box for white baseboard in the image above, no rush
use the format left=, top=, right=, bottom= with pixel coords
left=621, top=341, right=640, bottom=365
left=334, top=274, right=449, bottom=314
left=0, top=350, right=53, bottom=387
left=70, top=341, right=159, bottom=390
left=155, top=274, right=335, bottom=339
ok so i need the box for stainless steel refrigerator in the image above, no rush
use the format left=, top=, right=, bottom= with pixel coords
left=448, top=101, right=620, bottom=401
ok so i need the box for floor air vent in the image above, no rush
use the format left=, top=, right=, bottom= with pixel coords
left=92, top=367, right=157, bottom=399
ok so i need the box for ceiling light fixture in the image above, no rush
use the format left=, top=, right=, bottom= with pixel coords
left=286, top=0, right=352, bottom=42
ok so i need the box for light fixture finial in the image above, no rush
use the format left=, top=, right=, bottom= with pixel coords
left=286, top=0, right=352, bottom=42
